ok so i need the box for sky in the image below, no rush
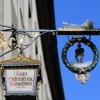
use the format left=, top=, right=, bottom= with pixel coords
left=54, top=0, right=100, bottom=100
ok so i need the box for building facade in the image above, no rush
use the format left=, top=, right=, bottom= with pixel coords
left=0, top=0, right=65, bottom=100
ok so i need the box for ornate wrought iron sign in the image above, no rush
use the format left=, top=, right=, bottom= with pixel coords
left=59, top=21, right=99, bottom=84
left=62, top=36, right=99, bottom=84
left=0, top=21, right=100, bottom=85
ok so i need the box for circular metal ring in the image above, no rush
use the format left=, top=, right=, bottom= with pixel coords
left=62, top=37, right=99, bottom=74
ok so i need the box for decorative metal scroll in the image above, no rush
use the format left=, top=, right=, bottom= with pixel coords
left=62, top=36, right=99, bottom=74
left=0, top=24, right=56, bottom=57
left=0, top=31, right=8, bottom=48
